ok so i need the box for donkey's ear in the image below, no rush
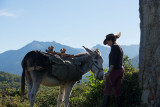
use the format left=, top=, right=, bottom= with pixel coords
left=96, top=48, right=101, bottom=55
left=83, top=46, right=93, bottom=55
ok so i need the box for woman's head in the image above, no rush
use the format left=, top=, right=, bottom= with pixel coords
left=103, top=32, right=121, bottom=46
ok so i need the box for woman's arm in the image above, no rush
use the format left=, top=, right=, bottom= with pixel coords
left=104, top=65, right=114, bottom=78
left=109, top=45, right=119, bottom=72
left=109, top=65, right=114, bottom=72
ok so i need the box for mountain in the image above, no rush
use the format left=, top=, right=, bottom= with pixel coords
left=0, top=41, right=84, bottom=75
left=93, top=44, right=139, bottom=68
left=132, top=55, right=139, bottom=69
left=0, top=41, right=139, bottom=75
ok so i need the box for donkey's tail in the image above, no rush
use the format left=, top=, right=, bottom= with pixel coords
left=21, top=68, right=25, bottom=101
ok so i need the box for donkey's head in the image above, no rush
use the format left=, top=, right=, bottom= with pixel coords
left=83, top=46, right=104, bottom=80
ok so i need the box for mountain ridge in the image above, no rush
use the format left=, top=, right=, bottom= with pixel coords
left=0, top=41, right=139, bottom=75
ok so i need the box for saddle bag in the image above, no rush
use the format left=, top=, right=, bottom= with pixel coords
left=49, top=55, right=82, bottom=81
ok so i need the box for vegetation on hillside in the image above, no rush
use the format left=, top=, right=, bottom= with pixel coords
left=0, top=71, right=21, bottom=90
left=0, top=55, right=141, bottom=107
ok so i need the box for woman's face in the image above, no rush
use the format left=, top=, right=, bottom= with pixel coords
left=107, top=40, right=113, bottom=46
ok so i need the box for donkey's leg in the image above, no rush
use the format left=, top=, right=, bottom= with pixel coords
left=64, top=83, right=74, bottom=107
left=29, top=71, right=43, bottom=107
left=27, top=83, right=32, bottom=101
left=25, top=71, right=33, bottom=101
left=57, top=85, right=65, bottom=107
left=29, top=82, right=41, bottom=107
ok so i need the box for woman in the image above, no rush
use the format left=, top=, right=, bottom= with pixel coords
left=102, top=32, right=124, bottom=107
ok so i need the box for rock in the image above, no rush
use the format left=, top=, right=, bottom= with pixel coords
left=141, top=89, right=149, bottom=104
left=139, top=0, right=160, bottom=106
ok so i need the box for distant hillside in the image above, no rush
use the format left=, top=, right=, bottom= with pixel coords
left=0, top=41, right=139, bottom=75
left=0, top=41, right=84, bottom=75
left=132, top=55, right=139, bottom=69
left=0, top=71, right=21, bottom=89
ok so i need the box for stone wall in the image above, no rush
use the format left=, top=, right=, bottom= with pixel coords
left=139, top=0, right=160, bottom=106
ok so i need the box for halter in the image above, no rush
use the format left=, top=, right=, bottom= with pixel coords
left=91, top=59, right=103, bottom=78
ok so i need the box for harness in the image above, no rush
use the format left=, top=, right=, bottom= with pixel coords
left=90, top=59, right=103, bottom=78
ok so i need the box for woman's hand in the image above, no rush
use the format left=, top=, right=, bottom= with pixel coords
left=104, top=72, right=110, bottom=79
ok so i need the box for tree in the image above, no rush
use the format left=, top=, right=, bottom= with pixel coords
left=139, top=0, right=160, bottom=106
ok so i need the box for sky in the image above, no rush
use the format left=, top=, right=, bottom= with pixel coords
left=0, top=0, right=140, bottom=53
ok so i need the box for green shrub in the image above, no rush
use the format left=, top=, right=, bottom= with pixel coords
left=76, top=55, right=142, bottom=107
left=35, top=86, right=59, bottom=107
left=0, top=55, right=141, bottom=107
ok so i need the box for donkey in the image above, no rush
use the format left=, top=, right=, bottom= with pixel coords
left=21, top=46, right=104, bottom=107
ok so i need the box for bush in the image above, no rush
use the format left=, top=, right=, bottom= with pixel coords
left=35, top=86, right=59, bottom=107
left=0, top=55, right=141, bottom=107
left=75, top=55, right=142, bottom=107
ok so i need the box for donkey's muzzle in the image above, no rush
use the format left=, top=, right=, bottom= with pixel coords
left=97, top=75, right=103, bottom=81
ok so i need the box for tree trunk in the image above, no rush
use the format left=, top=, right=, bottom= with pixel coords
left=139, top=0, right=160, bottom=106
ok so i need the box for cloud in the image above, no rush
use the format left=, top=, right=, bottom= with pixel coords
left=0, top=9, right=18, bottom=18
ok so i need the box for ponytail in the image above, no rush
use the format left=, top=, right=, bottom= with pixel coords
left=115, top=32, right=121, bottom=39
